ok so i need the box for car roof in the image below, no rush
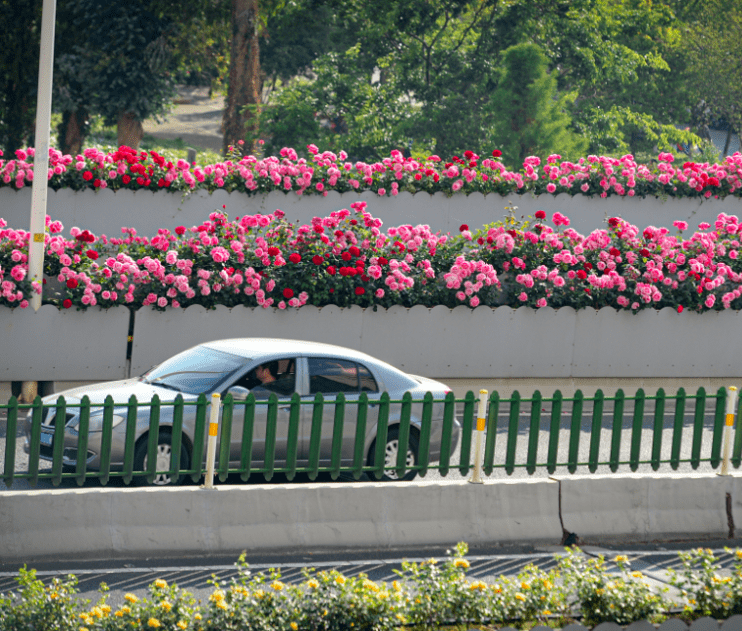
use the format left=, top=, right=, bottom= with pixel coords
left=202, top=337, right=384, bottom=364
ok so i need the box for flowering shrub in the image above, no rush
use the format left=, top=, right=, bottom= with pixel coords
left=2, top=145, right=742, bottom=200
left=6, top=201, right=742, bottom=314
left=6, top=546, right=742, bottom=629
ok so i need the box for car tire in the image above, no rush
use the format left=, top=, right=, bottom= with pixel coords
left=133, top=431, right=189, bottom=486
left=368, top=427, right=418, bottom=481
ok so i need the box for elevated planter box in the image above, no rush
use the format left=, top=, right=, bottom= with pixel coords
left=2, top=187, right=741, bottom=236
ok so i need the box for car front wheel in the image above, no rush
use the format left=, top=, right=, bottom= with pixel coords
left=368, top=427, right=418, bottom=481
left=133, top=431, right=189, bottom=486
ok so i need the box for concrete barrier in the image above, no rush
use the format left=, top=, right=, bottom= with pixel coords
left=557, top=473, right=736, bottom=543
left=0, top=479, right=562, bottom=564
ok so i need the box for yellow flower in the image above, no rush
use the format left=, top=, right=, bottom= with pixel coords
left=210, top=590, right=225, bottom=603
left=115, top=611, right=124, bottom=618
left=290, top=623, right=299, bottom=630
left=124, top=593, right=138, bottom=604
left=515, top=592, right=526, bottom=601
left=613, top=555, right=629, bottom=563
left=492, top=584, right=502, bottom=593
left=543, top=580, right=553, bottom=590
left=521, top=581, right=530, bottom=590
left=736, top=550, right=742, bottom=559
left=148, top=618, right=161, bottom=628
left=161, top=601, right=172, bottom=612
left=322, top=609, right=328, bottom=617
left=154, top=579, right=168, bottom=589
left=307, top=578, right=319, bottom=589
left=79, top=628, right=89, bottom=631
left=631, top=571, right=643, bottom=579
left=378, top=590, right=389, bottom=600
left=121, top=605, right=131, bottom=614
left=101, top=604, right=111, bottom=614
left=596, top=589, right=605, bottom=596
left=469, top=581, right=487, bottom=591
left=91, top=606, right=104, bottom=618
left=395, top=613, right=406, bottom=622
left=544, top=610, right=552, bottom=615
left=177, top=622, right=188, bottom=630
left=271, top=580, right=285, bottom=591
left=194, top=613, right=202, bottom=621
left=363, top=579, right=379, bottom=592
left=216, top=600, right=227, bottom=611
left=255, top=589, right=265, bottom=600
left=392, top=580, right=401, bottom=592
left=50, top=592, right=59, bottom=600
left=454, top=558, right=470, bottom=569
left=334, top=576, right=346, bottom=585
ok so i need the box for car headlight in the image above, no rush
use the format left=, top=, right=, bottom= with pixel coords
left=69, top=413, right=127, bottom=433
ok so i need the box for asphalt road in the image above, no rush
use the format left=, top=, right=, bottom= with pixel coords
left=0, top=396, right=728, bottom=490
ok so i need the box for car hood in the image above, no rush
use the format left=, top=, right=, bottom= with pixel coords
left=45, top=379, right=199, bottom=406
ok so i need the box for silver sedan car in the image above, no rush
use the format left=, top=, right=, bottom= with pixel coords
left=24, top=338, right=460, bottom=485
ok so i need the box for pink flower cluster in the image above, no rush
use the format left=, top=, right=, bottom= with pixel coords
left=6, top=199, right=742, bottom=314
left=2, top=145, right=742, bottom=201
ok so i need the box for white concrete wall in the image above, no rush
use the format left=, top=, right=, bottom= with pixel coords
left=2, top=473, right=741, bottom=564
left=3, top=304, right=742, bottom=382
left=2, top=187, right=741, bottom=236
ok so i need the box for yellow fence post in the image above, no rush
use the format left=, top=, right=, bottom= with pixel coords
left=469, top=389, right=488, bottom=484
left=204, top=393, right=221, bottom=489
left=721, top=386, right=738, bottom=476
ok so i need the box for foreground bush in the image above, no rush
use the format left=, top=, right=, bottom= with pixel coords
left=1, top=145, right=741, bottom=200
left=3, top=545, right=742, bottom=630
left=4, top=200, right=742, bottom=314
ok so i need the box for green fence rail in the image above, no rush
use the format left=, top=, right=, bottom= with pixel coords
left=0, top=387, right=737, bottom=488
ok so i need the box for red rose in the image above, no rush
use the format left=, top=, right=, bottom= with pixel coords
left=341, top=251, right=352, bottom=261
left=93, top=179, right=101, bottom=187
left=378, top=257, right=388, bottom=266
left=535, top=210, right=546, bottom=220
left=327, top=266, right=336, bottom=275
left=313, top=225, right=324, bottom=233
left=312, top=255, right=323, bottom=265
left=459, top=224, right=469, bottom=232
left=83, top=171, right=93, bottom=181
left=175, top=226, right=186, bottom=235
left=122, top=174, right=131, bottom=184
left=66, top=279, right=78, bottom=289
left=267, top=247, right=280, bottom=256
left=136, top=176, right=145, bottom=186
left=609, top=248, right=621, bottom=256
left=492, top=149, right=502, bottom=158
left=677, top=305, right=684, bottom=313
left=86, top=249, right=99, bottom=260
left=577, top=270, right=587, bottom=280
left=349, top=246, right=360, bottom=257
left=283, top=288, right=294, bottom=299
left=289, top=253, right=301, bottom=264
left=414, top=173, right=422, bottom=181
left=355, top=287, right=365, bottom=295
left=62, top=299, right=72, bottom=309
left=584, top=262, right=593, bottom=270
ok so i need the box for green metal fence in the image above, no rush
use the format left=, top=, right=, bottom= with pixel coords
left=1, top=387, right=737, bottom=488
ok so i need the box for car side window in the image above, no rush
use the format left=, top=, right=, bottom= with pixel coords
left=308, top=358, right=378, bottom=394
left=232, top=358, right=296, bottom=399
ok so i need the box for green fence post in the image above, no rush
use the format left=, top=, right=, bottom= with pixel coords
left=609, top=389, right=625, bottom=473
left=307, top=393, right=324, bottom=481
left=144, top=394, right=161, bottom=485
left=27, top=396, right=43, bottom=487
left=239, top=395, right=256, bottom=482
left=546, top=390, right=562, bottom=475
left=630, top=388, right=645, bottom=471
left=588, top=389, right=604, bottom=473
left=526, top=391, right=542, bottom=475
left=438, top=392, right=455, bottom=478
left=372, top=393, right=390, bottom=480
left=285, top=393, right=301, bottom=481
left=484, top=391, right=499, bottom=476
left=98, top=395, right=115, bottom=486
left=2, top=397, right=19, bottom=488
left=691, top=387, right=706, bottom=470
left=264, top=394, right=278, bottom=481
left=122, top=395, right=139, bottom=485
left=733, top=396, right=742, bottom=468
left=352, top=393, right=369, bottom=480
left=505, top=391, right=521, bottom=476
left=568, top=390, right=583, bottom=474
left=650, top=388, right=665, bottom=471
left=417, top=392, right=433, bottom=478
left=218, top=394, right=234, bottom=482
left=711, top=387, right=727, bottom=469
left=670, top=388, right=686, bottom=470
left=170, top=395, right=184, bottom=484
left=51, top=396, right=67, bottom=486
left=330, top=393, right=345, bottom=480
left=75, top=396, right=91, bottom=486
left=397, top=392, right=413, bottom=479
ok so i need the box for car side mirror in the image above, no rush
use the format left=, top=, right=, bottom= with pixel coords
left=227, top=385, right=250, bottom=401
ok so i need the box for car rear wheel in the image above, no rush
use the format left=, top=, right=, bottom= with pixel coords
left=133, top=431, right=189, bottom=486
left=368, top=427, right=418, bottom=481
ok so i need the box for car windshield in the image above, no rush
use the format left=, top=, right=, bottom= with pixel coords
left=141, top=346, right=248, bottom=395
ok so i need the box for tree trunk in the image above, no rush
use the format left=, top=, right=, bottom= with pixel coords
left=117, top=112, right=144, bottom=150
left=60, top=109, right=87, bottom=156
left=222, top=0, right=260, bottom=156
left=723, top=126, right=733, bottom=157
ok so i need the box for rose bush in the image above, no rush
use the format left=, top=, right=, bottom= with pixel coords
left=4, top=201, right=742, bottom=313
left=1, top=145, right=742, bottom=200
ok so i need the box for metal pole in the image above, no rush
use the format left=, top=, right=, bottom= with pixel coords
left=469, top=389, right=488, bottom=484
left=204, top=393, right=221, bottom=488
left=28, top=0, right=57, bottom=312
left=721, top=386, right=738, bottom=476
